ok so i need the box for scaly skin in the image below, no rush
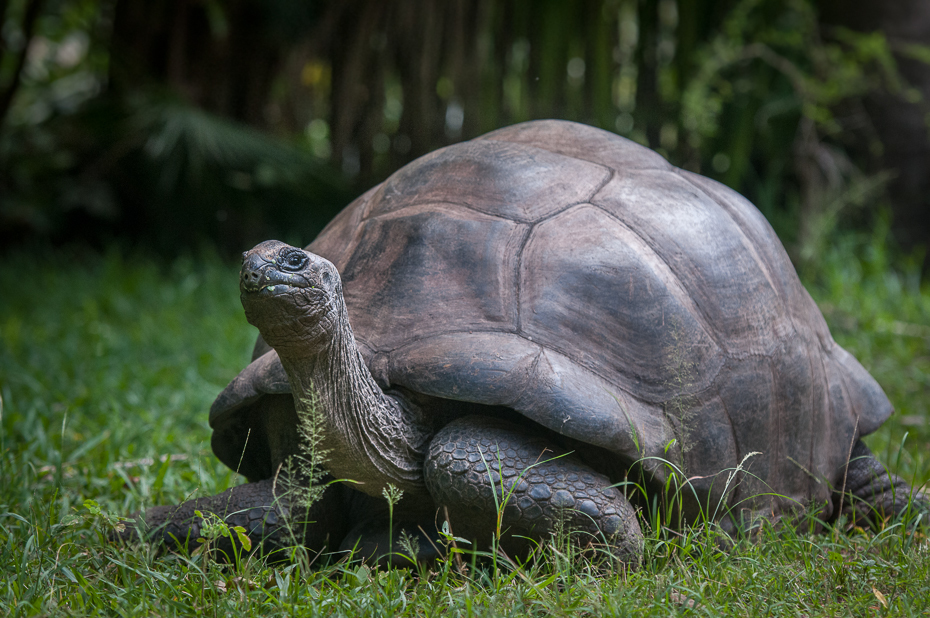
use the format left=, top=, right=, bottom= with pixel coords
left=240, top=241, right=431, bottom=501
left=425, top=416, right=643, bottom=562
left=115, top=476, right=349, bottom=560
left=839, top=441, right=929, bottom=526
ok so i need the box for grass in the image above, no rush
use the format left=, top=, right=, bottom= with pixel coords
left=0, top=229, right=928, bottom=616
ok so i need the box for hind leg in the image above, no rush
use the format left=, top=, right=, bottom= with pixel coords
left=113, top=477, right=347, bottom=559
left=424, top=416, right=643, bottom=563
left=839, top=440, right=928, bottom=526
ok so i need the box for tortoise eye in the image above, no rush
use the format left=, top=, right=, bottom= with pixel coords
left=281, top=251, right=308, bottom=272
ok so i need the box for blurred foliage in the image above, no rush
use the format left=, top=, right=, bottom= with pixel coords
left=1, top=92, right=351, bottom=253
left=0, top=0, right=350, bottom=254
left=0, top=0, right=928, bottom=260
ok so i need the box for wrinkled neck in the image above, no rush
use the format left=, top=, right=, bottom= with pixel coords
left=275, top=303, right=430, bottom=499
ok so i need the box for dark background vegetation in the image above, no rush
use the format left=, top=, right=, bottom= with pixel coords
left=2, top=0, right=930, bottom=266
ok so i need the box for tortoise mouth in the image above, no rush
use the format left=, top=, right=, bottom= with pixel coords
left=240, top=263, right=310, bottom=296
left=248, top=282, right=300, bottom=297
left=241, top=279, right=330, bottom=329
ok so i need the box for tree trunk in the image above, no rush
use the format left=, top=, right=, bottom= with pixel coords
left=108, top=0, right=288, bottom=127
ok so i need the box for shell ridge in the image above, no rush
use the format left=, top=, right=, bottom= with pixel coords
left=364, top=199, right=521, bottom=223
left=515, top=199, right=602, bottom=227
left=513, top=222, right=534, bottom=334
left=587, top=164, right=616, bottom=201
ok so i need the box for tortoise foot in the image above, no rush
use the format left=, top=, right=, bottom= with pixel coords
left=112, top=477, right=345, bottom=560
left=424, top=416, right=643, bottom=564
left=839, top=441, right=929, bottom=527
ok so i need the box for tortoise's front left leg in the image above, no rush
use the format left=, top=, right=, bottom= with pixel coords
left=423, top=416, right=643, bottom=564
left=114, top=477, right=348, bottom=559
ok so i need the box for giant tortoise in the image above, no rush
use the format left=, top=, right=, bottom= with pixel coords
left=122, top=120, right=921, bottom=563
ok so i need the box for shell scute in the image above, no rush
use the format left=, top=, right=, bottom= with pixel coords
left=593, top=170, right=794, bottom=356
left=340, top=205, right=527, bottom=351
left=368, top=139, right=610, bottom=223
left=520, top=204, right=723, bottom=403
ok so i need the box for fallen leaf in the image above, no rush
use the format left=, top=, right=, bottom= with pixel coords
left=872, top=586, right=888, bottom=609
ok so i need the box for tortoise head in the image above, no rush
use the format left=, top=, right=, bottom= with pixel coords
left=239, top=240, right=344, bottom=357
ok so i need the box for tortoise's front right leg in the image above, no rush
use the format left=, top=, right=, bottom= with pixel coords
left=114, top=478, right=347, bottom=559
left=424, top=416, right=643, bottom=564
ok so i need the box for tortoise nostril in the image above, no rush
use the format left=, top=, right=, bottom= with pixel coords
left=241, top=269, right=264, bottom=289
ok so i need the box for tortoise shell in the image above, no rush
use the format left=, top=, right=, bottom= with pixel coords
left=211, top=120, right=890, bottom=518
